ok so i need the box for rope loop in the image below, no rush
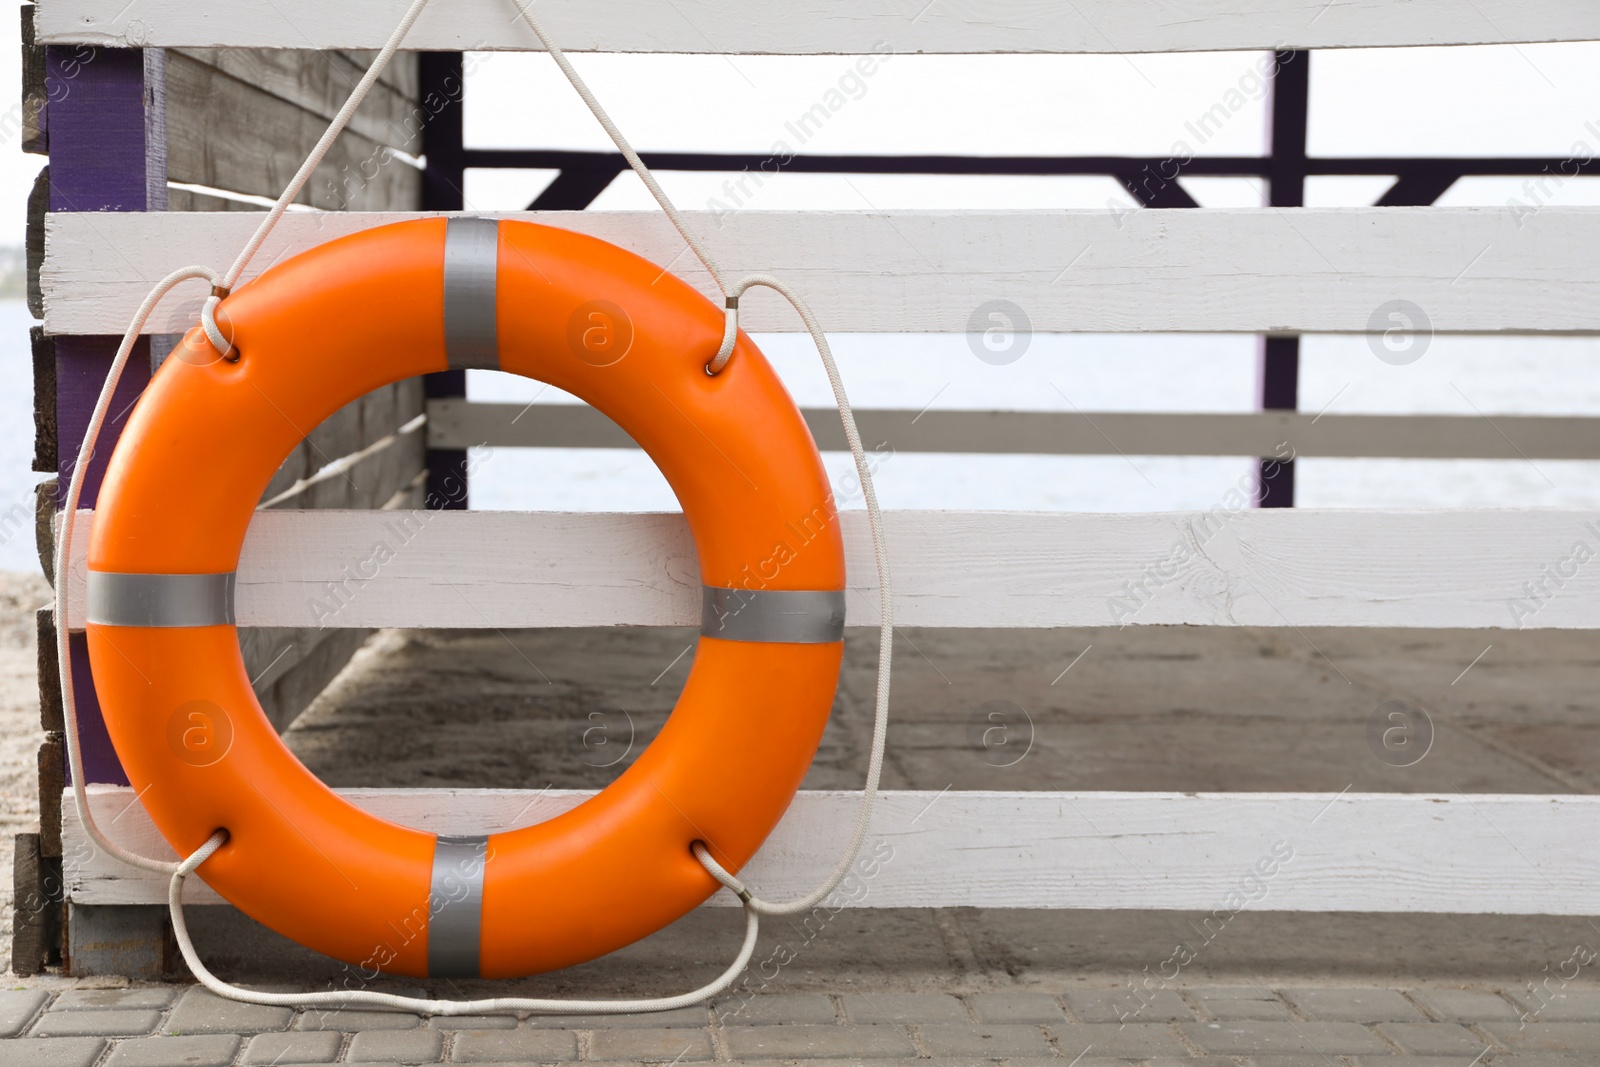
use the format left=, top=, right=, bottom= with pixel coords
left=709, top=307, right=739, bottom=375
left=201, top=295, right=235, bottom=361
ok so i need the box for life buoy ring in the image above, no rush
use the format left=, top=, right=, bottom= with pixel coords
left=84, top=218, right=846, bottom=979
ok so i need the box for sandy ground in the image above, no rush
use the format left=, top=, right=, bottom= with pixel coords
left=0, top=570, right=50, bottom=974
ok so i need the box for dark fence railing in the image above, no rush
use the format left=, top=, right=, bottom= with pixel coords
left=425, top=49, right=1593, bottom=509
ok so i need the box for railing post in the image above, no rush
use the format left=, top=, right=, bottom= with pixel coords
left=421, top=50, right=471, bottom=510
left=1258, top=48, right=1308, bottom=507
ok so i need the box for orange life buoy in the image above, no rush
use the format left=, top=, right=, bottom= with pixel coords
left=85, top=217, right=846, bottom=978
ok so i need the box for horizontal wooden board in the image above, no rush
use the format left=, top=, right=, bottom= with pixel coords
left=431, top=400, right=1600, bottom=460
left=261, top=418, right=426, bottom=511
left=241, top=467, right=424, bottom=728
left=35, top=0, right=1600, bottom=53
left=259, top=381, right=425, bottom=505
left=60, top=508, right=1600, bottom=631
left=64, top=786, right=1600, bottom=913
left=249, top=627, right=372, bottom=734
left=169, top=50, right=420, bottom=155
left=241, top=459, right=424, bottom=732
left=238, top=626, right=322, bottom=696
left=171, top=50, right=421, bottom=153
left=244, top=419, right=424, bottom=729
left=42, top=209, right=1600, bottom=336
left=164, top=187, right=268, bottom=213
left=37, top=411, right=422, bottom=609
left=164, top=51, right=421, bottom=211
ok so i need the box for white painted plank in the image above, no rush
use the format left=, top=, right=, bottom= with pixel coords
left=430, top=400, right=1600, bottom=461
left=62, top=508, right=1600, bottom=631
left=35, top=0, right=1600, bottom=53
left=64, top=786, right=1600, bottom=913
left=42, top=209, right=1600, bottom=336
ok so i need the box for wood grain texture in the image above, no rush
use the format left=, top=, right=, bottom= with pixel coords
left=170, top=49, right=421, bottom=153
left=243, top=415, right=424, bottom=728
left=163, top=187, right=273, bottom=213
left=35, top=0, right=1600, bottom=53
left=163, top=51, right=421, bottom=211
left=35, top=609, right=62, bottom=734
left=53, top=340, right=150, bottom=515
left=248, top=627, right=372, bottom=734
left=9, top=832, right=58, bottom=976
left=26, top=166, right=48, bottom=318
left=260, top=418, right=426, bottom=512
left=37, top=737, right=63, bottom=858
left=30, top=328, right=56, bottom=474
left=64, top=786, right=1600, bottom=913
left=34, top=480, right=57, bottom=584
left=21, top=6, right=47, bottom=155
left=257, top=382, right=424, bottom=509
left=60, top=507, right=1600, bottom=631
left=64, top=902, right=165, bottom=977
left=43, top=208, right=1600, bottom=336
left=431, top=400, right=1600, bottom=461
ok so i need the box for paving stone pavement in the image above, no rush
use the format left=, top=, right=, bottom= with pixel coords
left=0, top=983, right=1594, bottom=1065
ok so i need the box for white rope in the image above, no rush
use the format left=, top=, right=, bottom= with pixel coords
left=169, top=831, right=764, bottom=1015
left=505, top=0, right=728, bottom=301
left=199, top=0, right=435, bottom=356
left=687, top=274, right=893, bottom=918
left=55, top=266, right=219, bottom=879
left=58, top=0, right=895, bottom=1015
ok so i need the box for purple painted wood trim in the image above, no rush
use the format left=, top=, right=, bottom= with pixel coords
left=45, top=47, right=161, bottom=212
left=65, top=632, right=128, bottom=787
left=47, top=47, right=165, bottom=785
left=54, top=336, right=151, bottom=511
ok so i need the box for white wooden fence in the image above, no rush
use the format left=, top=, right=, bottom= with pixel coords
left=43, top=208, right=1600, bottom=335
left=36, top=0, right=1600, bottom=53
left=37, top=0, right=1600, bottom=916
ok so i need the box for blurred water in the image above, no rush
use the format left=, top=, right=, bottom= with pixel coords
left=7, top=298, right=1600, bottom=575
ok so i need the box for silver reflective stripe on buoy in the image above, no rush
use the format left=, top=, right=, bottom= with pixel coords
left=443, top=217, right=500, bottom=371
left=86, top=572, right=236, bottom=627
left=700, top=587, right=846, bottom=644
left=428, top=834, right=488, bottom=978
